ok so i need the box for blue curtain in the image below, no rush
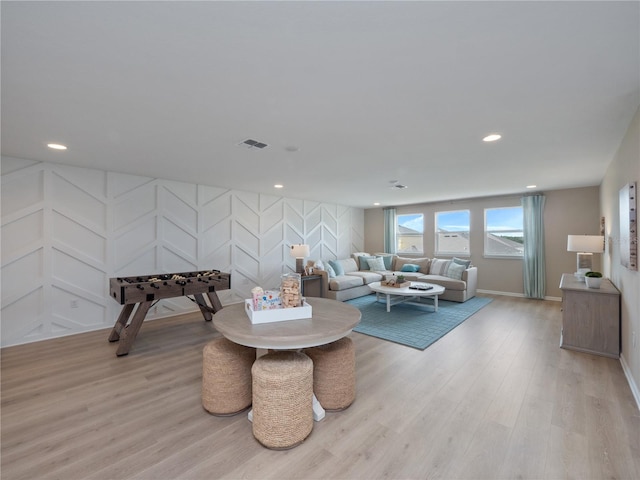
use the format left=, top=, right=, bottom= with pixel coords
left=383, top=207, right=397, bottom=254
left=521, top=195, right=546, bottom=299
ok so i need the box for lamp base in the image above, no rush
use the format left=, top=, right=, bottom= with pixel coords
left=574, top=268, right=590, bottom=282
left=295, top=258, right=304, bottom=274
left=576, top=252, right=593, bottom=272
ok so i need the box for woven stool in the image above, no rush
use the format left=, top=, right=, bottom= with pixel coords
left=251, top=351, right=313, bottom=449
left=202, top=337, right=256, bottom=416
left=304, top=337, right=355, bottom=410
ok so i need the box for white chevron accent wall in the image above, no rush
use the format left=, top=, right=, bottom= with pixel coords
left=1, top=157, right=364, bottom=347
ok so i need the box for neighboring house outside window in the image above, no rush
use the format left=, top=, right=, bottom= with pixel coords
left=396, top=214, right=424, bottom=254
left=484, top=206, right=524, bottom=257
left=435, top=210, right=470, bottom=256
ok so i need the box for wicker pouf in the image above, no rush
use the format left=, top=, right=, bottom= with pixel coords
left=251, top=351, right=314, bottom=449
left=304, top=337, right=355, bottom=410
left=202, top=337, right=256, bottom=416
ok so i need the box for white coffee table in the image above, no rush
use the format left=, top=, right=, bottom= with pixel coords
left=369, top=281, right=445, bottom=313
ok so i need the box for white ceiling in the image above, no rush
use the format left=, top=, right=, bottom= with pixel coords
left=2, top=1, right=639, bottom=208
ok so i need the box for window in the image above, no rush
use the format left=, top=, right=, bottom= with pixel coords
left=484, top=207, right=524, bottom=257
left=396, top=214, right=423, bottom=254
left=435, top=210, right=470, bottom=255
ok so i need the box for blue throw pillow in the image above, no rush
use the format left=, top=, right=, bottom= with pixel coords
left=381, top=255, right=394, bottom=270
left=325, top=263, right=336, bottom=278
left=328, top=260, right=344, bottom=276
left=400, top=263, right=420, bottom=273
left=358, top=256, right=376, bottom=271
left=452, top=257, right=471, bottom=269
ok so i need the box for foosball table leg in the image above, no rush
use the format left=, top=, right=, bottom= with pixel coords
left=108, top=303, right=135, bottom=342
left=114, top=301, right=153, bottom=356
left=194, top=293, right=213, bottom=321
left=206, top=291, right=223, bottom=313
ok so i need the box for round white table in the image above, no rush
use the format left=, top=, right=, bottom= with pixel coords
left=369, top=281, right=445, bottom=312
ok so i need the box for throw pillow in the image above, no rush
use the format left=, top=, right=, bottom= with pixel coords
left=452, top=257, right=471, bottom=269
left=445, top=262, right=466, bottom=280
left=328, top=260, right=344, bottom=276
left=366, top=256, right=386, bottom=271
left=430, top=259, right=452, bottom=275
left=380, top=254, right=394, bottom=270
left=325, top=263, right=336, bottom=278
left=400, top=263, right=420, bottom=272
left=358, top=255, right=377, bottom=271
left=314, top=259, right=325, bottom=271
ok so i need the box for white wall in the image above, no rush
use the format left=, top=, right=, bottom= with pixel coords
left=0, top=157, right=364, bottom=347
left=600, top=106, right=640, bottom=406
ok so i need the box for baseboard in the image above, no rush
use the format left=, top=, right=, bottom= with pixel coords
left=620, top=354, right=640, bottom=412
left=476, top=289, right=562, bottom=302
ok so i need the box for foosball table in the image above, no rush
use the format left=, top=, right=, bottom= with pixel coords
left=108, top=269, right=231, bottom=356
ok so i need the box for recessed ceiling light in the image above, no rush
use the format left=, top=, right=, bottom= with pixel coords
left=47, top=143, right=67, bottom=150
left=482, top=134, right=502, bottom=142
left=526, top=185, right=537, bottom=189
left=373, top=202, right=380, bottom=206
left=274, top=184, right=284, bottom=189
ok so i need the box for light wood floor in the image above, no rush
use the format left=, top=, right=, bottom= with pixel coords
left=2, top=295, right=639, bottom=480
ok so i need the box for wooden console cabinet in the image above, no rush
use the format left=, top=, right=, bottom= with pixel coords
left=559, top=273, right=620, bottom=358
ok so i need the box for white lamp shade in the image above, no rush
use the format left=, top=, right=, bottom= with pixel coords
left=290, top=244, right=310, bottom=258
left=567, top=235, right=604, bottom=253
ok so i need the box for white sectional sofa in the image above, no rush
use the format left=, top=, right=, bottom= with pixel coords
left=316, top=253, right=477, bottom=303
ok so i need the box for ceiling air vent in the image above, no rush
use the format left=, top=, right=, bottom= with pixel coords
left=239, top=138, right=268, bottom=149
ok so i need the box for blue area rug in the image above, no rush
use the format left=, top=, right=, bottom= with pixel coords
left=347, top=294, right=493, bottom=350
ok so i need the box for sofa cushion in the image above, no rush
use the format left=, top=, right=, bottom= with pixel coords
left=328, top=260, right=344, bottom=276
left=329, top=275, right=365, bottom=291
left=366, top=256, right=386, bottom=271
left=338, top=258, right=359, bottom=274
left=430, top=259, right=452, bottom=275
left=445, top=262, right=466, bottom=280
left=394, top=256, right=431, bottom=273
left=346, top=271, right=384, bottom=284
left=418, top=274, right=466, bottom=291
left=400, top=263, right=420, bottom=272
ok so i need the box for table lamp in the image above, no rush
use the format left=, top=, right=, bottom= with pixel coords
left=290, top=244, right=310, bottom=274
left=567, top=235, right=604, bottom=280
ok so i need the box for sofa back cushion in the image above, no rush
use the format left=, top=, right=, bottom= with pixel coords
left=393, top=256, right=431, bottom=273
left=336, top=258, right=358, bottom=274
left=430, top=258, right=452, bottom=275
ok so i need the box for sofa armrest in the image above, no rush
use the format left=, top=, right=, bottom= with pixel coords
left=462, top=267, right=478, bottom=297
left=317, top=270, right=331, bottom=297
